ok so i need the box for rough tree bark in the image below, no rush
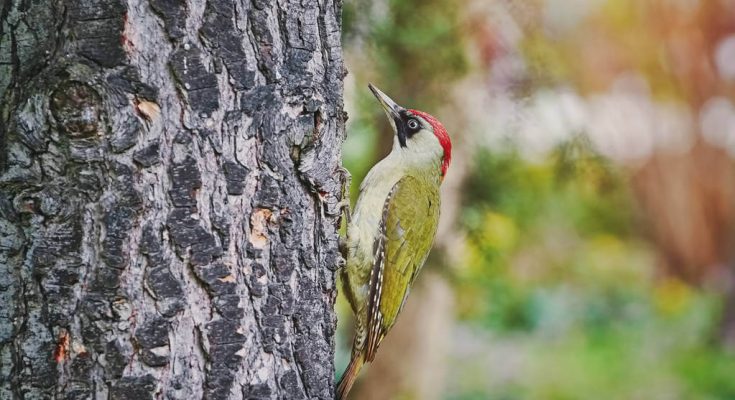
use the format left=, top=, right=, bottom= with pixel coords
left=0, top=0, right=346, bottom=398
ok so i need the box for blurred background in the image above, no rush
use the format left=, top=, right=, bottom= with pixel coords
left=336, top=0, right=735, bottom=399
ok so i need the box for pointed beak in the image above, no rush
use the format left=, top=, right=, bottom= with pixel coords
left=369, top=83, right=404, bottom=118
left=368, top=83, right=407, bottom=146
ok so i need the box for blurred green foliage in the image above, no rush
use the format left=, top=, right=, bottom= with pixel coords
left=451, top=142, right=734, bottom=399
left=344, top=0, right=468, bottom=106
left=370, top=0, right=468, bottom=105
left=458, top=142, right=639, bottom=330
left=339, top=0, right=735, bottom=398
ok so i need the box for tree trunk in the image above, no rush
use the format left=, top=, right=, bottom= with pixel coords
left=0, top=0, right=345, bottom=398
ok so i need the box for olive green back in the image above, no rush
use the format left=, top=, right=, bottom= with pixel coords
left=365, top=174, right=440, bottom=359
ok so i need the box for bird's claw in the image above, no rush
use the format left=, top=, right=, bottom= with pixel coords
left=336, top=166, right=352, bottom=226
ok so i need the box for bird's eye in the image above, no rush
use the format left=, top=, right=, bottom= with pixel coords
left=407, top=119, right=419, bottom=130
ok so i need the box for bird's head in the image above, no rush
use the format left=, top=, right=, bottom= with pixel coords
left=369, top=83, right=452, bottom=180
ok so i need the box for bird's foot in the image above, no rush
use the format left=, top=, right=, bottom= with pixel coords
left=336, top=166, right=352, bottom=226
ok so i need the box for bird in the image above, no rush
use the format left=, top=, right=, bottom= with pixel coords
left=336, top=83, right=452, bottom=399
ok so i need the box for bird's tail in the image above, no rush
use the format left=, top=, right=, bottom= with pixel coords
left=336, top=353, right=364, bottom=400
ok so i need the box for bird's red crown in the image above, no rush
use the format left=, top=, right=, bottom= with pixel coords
left=409, top=109, right=452, bottom=178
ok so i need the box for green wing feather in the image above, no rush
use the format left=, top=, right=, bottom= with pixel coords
left=365, top=175, right=440, bottom=360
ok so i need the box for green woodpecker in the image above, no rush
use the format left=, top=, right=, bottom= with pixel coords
left=336, top=84, right=452, bottom=399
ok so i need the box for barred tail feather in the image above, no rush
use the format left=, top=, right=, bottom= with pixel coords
left=336, top=354, right=364, bottom=400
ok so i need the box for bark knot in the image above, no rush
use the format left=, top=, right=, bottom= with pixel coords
left=50, top=81, right=104, bottom=139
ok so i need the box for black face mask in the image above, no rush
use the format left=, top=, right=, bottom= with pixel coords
left=394, top=111, right=422, bottom=148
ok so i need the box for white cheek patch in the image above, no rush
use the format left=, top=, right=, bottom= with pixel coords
left=406, top=129, right=444, bottom=156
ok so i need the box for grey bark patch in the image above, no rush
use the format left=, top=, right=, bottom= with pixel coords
left=134, top=317, right=171, bottom=366
left=206, top=318, right=246, bottom=345
left=244, top=383, right=273, bottom=399
left=170, top=45, right=220, bottom=115
left=109, top=374, right=158, bottom=400
left=200, top=0, right=257, bottom=91
left=145, top=265, right=185, bottom=316
left=68, top=0, right=127, bottom=67
left=133, top=140, right=161, bottom=167
left=193, top=262, right=237, bottom=296
left=222, top=159, right=250, bottom=195
left=168, top=154, right=203, bottom=207
left=104, top=339, right=130, bottom=379
left=110, top=114, right=142, bottom=152
left=149, top=0, right=187, bottom=40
